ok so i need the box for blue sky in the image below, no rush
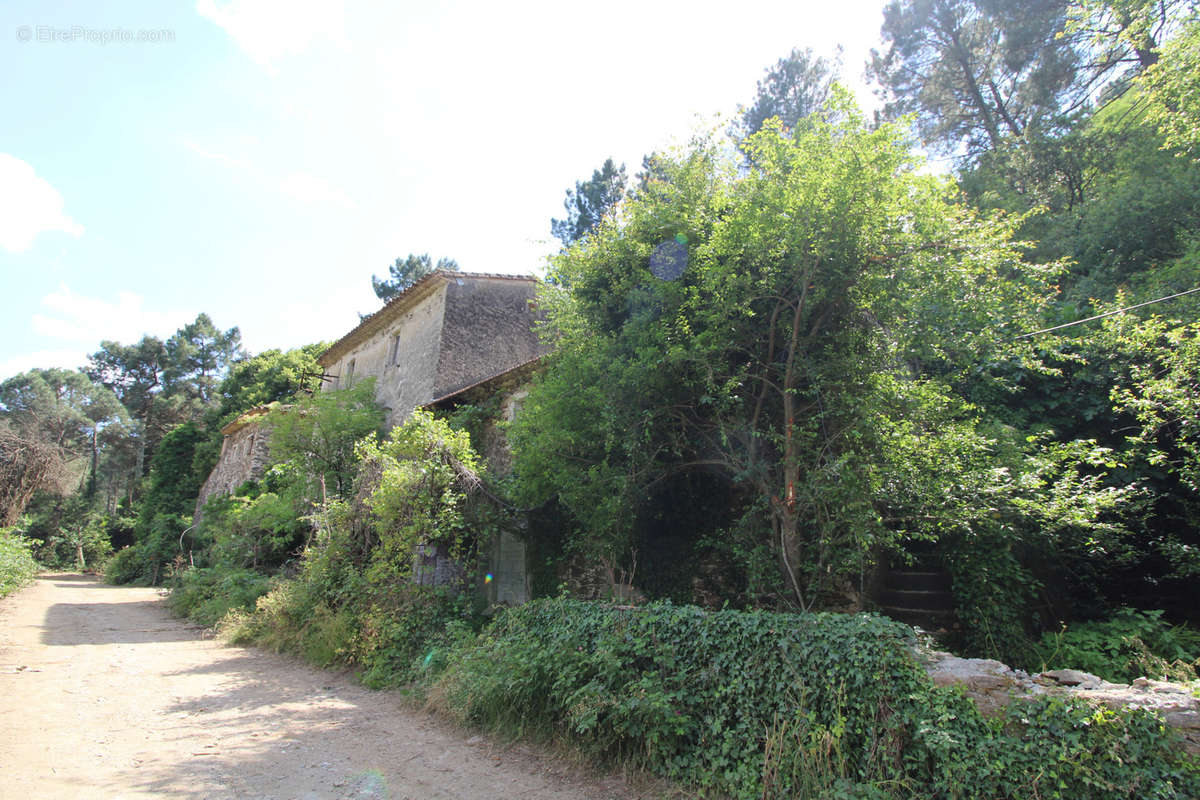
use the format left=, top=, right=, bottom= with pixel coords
left=0, top=0, right=888, bottom=380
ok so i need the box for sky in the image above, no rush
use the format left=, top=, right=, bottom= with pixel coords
left=0, top=0, right=890, bottom=381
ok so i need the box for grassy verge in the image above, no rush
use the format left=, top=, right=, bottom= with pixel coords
left=0, top=526, right=40, bottom=598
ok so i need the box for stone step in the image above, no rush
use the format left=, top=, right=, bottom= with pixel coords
left=879, top=605, right=957, bottom=630
left=877, top=588, right=956, bottom=611
left=886, top=570, right=952, bottom=592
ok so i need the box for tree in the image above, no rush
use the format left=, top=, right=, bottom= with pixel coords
left=1140, top=12, right=1200, bottom=154
left=739, top=47, right=840, bottom=138
left=87, top=335, right=166, bottom=485
left=163, top=313, right=245, bottom=406
left=268, top=379, right=384, bottom=502
left=1100, top=306, right=1200, bottom=580
left=512, top=99, right=1098, bottom=610
left=372, top=255, right=460, bottom=302
left=214, top=343, right=328, bottom=423
left=0, top=425, right=63, bottom=527
left=871, top=0, right=1086, bottom=158
left=550, top=158, right=627, bottom=247
left=0, top=368, right=131, bottom=521
left=1067, top=0, right=1190, bottom=74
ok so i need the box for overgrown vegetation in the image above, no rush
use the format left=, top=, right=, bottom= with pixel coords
left=430, top=598, right=1198, bottom=799
left=0, top=523, right=40, bottom=597
left=177, top=410, right=495, bottom=691
left=1035, top=608, right=1200, bottom=684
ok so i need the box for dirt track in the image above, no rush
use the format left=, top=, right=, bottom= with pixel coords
left=0, top=575, right=652, bottom=800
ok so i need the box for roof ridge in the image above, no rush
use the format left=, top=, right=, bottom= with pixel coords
left=317, top=270, right=540, bottom=367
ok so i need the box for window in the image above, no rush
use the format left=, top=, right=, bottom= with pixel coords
left=389, top=333, right=402, bottom=366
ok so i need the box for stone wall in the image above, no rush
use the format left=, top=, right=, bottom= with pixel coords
left=923, top=650, right=1200, bottom=754
left=323, top=280, right=447, bottom=430
left=317, top=272, right=545, bottom=431
left=194, top=411, right=273, bottom=518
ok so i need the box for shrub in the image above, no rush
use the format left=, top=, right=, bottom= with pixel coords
left=355, top=584, right=473, bottom=689
left=104, top=546, right=142, bottom=585
left=0, top=525, right=39, bottom=597
left=431, top=598, right=1200, bottom=799
left=1035, top=608, right=1200, bottom=683
left=167, top=566, right=272, bottom=628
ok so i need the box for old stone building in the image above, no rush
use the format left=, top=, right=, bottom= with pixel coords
left=315, top=270, right=547, bottom=608
left=194, top=270, right=547, bottom=606
left=194, top=405, right=275, bottom=518
left=317, top=270, right=546, bottom=429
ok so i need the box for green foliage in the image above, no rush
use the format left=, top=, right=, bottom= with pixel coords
left=104, top=546, right=143, bottom=585
left=359, top=408, right=485, bottom=571
left=105, top=421, right=210, bottom=585
left=371, top=254, right=459, bottom=302
left=220, top=576, right=355, bottom=667
left=267, top=379, right=384, bottom=501
left=212, top=343, right=328, bottom=424
left=162, top=313, right=245, bottom=406
left=432, top=598, right=1199, bottom=799
left=513, top=97, right=1107, bottom=615
left=198, top=468, right=309, bottom=572
left=17, top=495, right=115, bottom=571
left=1035, top=608, right=1200, bottom=683
left=871, top=0, right=1084, bottom=159
left=0, top=523, right=40, bottom=597
left=550, top=158, right=627, bottom=247
left=739, top=46, right=839, bottom=139
left=213, top=409, right=496, bottom=689
left=0, top=367, right=132, bottom=524
left=167, top=566, right=271, bottom=627
left=137, top=422, right=207, bottom=532
left=1141, top=14, right=1200, bottom=155
left=355, top=585, right=472, bottom=689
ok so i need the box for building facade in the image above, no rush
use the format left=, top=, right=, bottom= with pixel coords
left=317, top=270, right=546, bottom=429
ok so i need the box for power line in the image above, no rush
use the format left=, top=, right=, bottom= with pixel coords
left=1013, top=286, right=1200, bottom=340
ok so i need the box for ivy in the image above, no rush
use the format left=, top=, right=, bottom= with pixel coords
left=432, top=598, right=1200, bottom=799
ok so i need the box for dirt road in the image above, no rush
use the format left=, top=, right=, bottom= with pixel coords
left=0, top=575, right=653, bottom=800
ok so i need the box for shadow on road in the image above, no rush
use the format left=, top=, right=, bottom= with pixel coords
left=40, top=602, right=205, bottom=646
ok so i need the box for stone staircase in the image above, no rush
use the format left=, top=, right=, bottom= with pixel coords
left=876, top=555, right=957, bottom=632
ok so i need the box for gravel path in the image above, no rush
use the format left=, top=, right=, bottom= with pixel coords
left=0, top=575, right=656, bottom=800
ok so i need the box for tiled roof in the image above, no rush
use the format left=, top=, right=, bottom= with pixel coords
left=317, top=270, right=538, bottom=367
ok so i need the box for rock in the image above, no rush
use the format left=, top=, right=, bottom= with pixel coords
left=926, top=655, right=1028, bottom=717
left=1037, top=669, right=1102, bottom=689
left=920, top=648, right=1200, bottom=753
left=1164, top=711, right=1200, bottom=731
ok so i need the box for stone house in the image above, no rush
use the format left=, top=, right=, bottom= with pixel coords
left=195, top=270, right=547, bottom=605
left=316, top=270, right=546, bottom=429
left=317, top=269, right=548, bottom=607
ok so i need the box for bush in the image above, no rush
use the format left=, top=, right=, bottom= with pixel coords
left=167, top=566, right=272, bottom=628
left=107, top=513, right=190, bottom=585
left=1035, top=608, right=1200, bottom=683
left=430, top=598, right=1199, bottom=799
left=104, top=547, right=142, bottom=585
left=355, top=584, right=473, bottom=689
left=220, top=576, right=357, bottom=668
left=0, top=525, right=39, bottom=597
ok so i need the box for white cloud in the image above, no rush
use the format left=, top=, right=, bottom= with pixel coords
left=196, top=0, right=346, bottom=70
left=0, top=154, right=84, bottom=253
left=280, top=171, right=357, bottom=210
left=0, top=349, right=88, bottom=383
left=31, top=284, right=194, bottom=347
